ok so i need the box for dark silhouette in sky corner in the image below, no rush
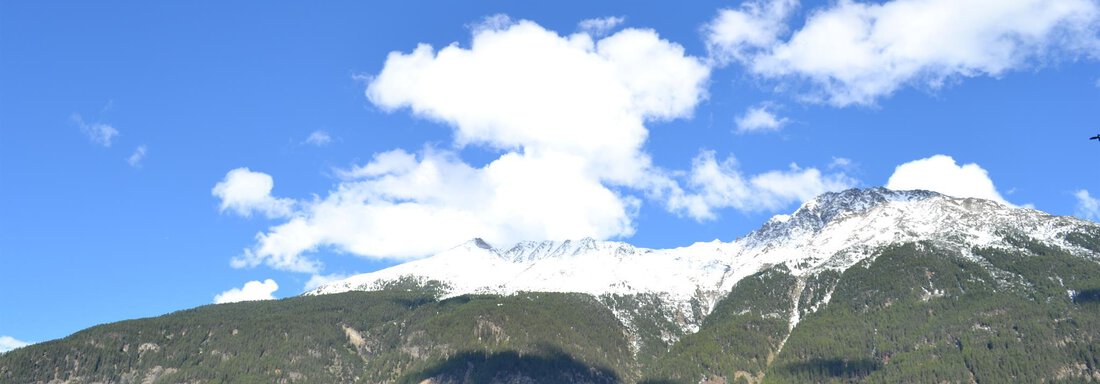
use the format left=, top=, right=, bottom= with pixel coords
left=1091, top=134, right=1100, bottom=142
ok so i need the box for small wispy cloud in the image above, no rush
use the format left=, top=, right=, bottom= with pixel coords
left=213, top=279, right=279, bottom=304
left=735, top=104, right=788, bottom=133
left=0, top=335, right=30, bottom=354
left=72, top=114, right=119, bottom=147
left=212, top=167, right=295, bottom=219
left=1075, top=189, right=1100, bottom=221
left=829, top=157, right=853, bottom=170
left=127, top=145, right=147, bottom=167
left=578, top=16, right=625, bottom=37
left=304, top=130, right=332, bottom=146
left=663, top=150, right=857, bottom=221
left=469, top=13, right=514, bottom=33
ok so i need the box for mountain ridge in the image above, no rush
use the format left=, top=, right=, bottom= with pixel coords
left=308, top=187, right=1098, bottom=337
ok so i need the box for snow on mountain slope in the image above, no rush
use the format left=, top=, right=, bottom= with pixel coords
left=308, top=187, right=1099, bottom=335
left=310, top=236, right=734, bottom=326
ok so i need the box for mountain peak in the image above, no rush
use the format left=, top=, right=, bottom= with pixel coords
left=453, top=237, right=495, bottom=251
left=746, top=187, right=944, bottom=248
left=797, top=187, right=939, bottom=216
left=501, top=237, right=627, bottom=262
left=470, top=237, right=493, bottom=250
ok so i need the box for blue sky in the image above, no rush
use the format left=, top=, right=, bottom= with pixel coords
left=1, top=0, right=1099, bottom=348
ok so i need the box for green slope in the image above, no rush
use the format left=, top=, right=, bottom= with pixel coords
left=0, top=290, right=633, bottom=383
left=767, top=240, right=1100, bottom=383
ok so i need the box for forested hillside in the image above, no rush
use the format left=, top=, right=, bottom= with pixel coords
left=0, top=290, right=633, bottom=383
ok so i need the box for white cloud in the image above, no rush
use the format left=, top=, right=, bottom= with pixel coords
left=578, top=16, right=626, bottom=37
left=0, top=335, right=30, bottom=354
left=470, top=13, right=514, bottom=34
left=231, top=149, right=644, bottom=272
left=366, top=21, right=709, bottom=164
left=224, top=18, right=857, bottom=273
left=735, top=104, right=789, bottom=133
left=213, top=279, right=279, bottom=304
left=223, top=19, right=709, bottom=272
left=705, top=0, right=798, bottom=64
left=1075, top=189, right=1100, bottom=220
left=663, top=151, right=856, bottom=220
left=708, top=0, right=1100, bottom=106
left=127, top=145, right=147, bottom=167
left=72, top=114, right=119, bottom=147
left=304, top=130, right=332, bottom=146
left=829, top=157, right=853, bottom=170
left=212, top=168, right=294, bottom=219
left=886, top=154, right=1009, bottom=204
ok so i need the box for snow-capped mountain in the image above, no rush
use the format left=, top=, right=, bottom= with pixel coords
left=16, top=187, right=1100, bottom=383
left=308, top=187, right=1098, bottom=336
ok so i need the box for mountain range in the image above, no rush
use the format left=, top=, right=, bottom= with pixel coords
left=309, top=188, right=1097, bottom=346
left=3, top=187, right=1099, bottom=383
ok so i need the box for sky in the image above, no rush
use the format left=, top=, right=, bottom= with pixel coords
left=1, top=0, right=1099, bottom=350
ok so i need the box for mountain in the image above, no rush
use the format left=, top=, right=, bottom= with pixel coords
left=308, top=187, right=1098, bottom=348
left=4, top=187, right=1100, bottom=383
